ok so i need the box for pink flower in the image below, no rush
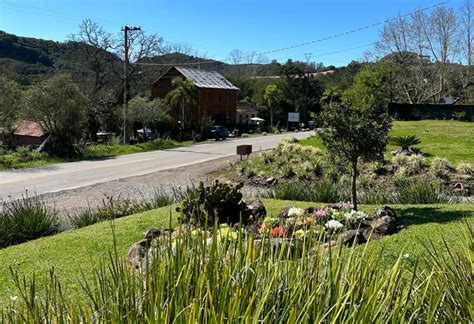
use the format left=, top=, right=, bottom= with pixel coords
left=315, top=209, right=327, bottom=218
left=338, top=201, right=354, bottom=209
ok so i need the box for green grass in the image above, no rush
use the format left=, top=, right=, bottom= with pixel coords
left=300, top=120, right=474, bottom=164
left=0, top=199, right=472, bottom=306
left=0, top=139, right=191, bottom=171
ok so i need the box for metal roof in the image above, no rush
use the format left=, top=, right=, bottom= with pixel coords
left=174, top=66, right=239, bottom=90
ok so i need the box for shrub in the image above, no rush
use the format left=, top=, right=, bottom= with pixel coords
left=176, top=181, right=244, bottom=226
left=272, top=181, right=350, bottom=203
left=456, top=161, right=473, bottom=176
left=69, top=209, right=104, bottom=229
left=0, top=197, right=62, bottom=248
left=396, top=178, right=450, bottom=204
left=406, top=154, right=427, bottom=174
left=430, top=157, right=452, bottom=178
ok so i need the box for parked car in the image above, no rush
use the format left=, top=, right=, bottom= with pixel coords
left=211, top=125, right=229, bottom=140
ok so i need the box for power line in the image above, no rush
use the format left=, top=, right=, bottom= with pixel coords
left=0, top=0, right=222, bottom=58
left=131, top=1, right=448, bottom=67
left=0, top=0, right=450, bottom=67
left=253, top=1, right=449, bottom=57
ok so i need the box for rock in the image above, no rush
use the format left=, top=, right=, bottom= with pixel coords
left=277, top=206, right=292, bottom=218
left=341, top=229, right=367, bottom=246
left=371, top=216, right=398, bottom=235
left=241, top=198, right=266, bottom=222
left=144, top=227, right=162, bottom=240
left=376, top=206, right=397, bottom=219
left=127, top=239, right=150, bottom=269
left=304, top=206, right=317, bottom=215
left=265, top=177, right=276, bottom=185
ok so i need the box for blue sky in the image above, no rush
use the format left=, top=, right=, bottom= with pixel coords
left=0, top=0, right=465, bottom=66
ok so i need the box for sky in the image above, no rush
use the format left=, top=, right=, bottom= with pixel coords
left=0, top=0, right=466, bottom=67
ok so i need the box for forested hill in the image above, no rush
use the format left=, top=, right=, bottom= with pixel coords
left=0, top=31, right=100, bottom=84
left=0, top=30, right=291, bottom=87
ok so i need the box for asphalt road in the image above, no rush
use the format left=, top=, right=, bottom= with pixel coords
left=0, top=132, right=312, bottom=201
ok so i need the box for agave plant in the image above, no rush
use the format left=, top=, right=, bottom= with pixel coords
left=390, top=135, right=421, bottom=151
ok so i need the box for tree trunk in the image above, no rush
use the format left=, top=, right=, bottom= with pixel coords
left=351, top=161, right=358, bottom=211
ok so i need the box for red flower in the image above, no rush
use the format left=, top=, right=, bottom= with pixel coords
left=271, top=227, right=288, bottom=237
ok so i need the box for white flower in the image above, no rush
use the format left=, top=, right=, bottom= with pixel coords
left=325, top=220, right=344, bottom=230
left=403, top=253, right=410, bottom=260
left=288, top=207, right=304, bottom=218
left=345, top=210, right=368, bottom=223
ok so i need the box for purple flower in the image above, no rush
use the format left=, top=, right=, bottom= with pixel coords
left=315, top=209, right=327, bottom=218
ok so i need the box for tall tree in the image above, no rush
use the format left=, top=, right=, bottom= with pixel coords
left=319, top=65, right=391, bottom=210
left=263, top=84, right=283, bottom=127
left=460, top=0, right=474, bottom=102
left=24, top=74, right=88, bottom=156
left=165, top=77, right=198, bottom=126
left=0, top=77, right=22, bottom=147
left=376, top=8, right=459, bottom=103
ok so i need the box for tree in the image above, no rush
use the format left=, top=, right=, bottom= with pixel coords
left=460, top=0, right=474, bottom=102
left=0, top=77, right=22, bottom=147
left=165, top=77, right=198, bottom=126
left=129, top=96, right=174, bottom=139
left=263, top=84, right=283, bottom=127
left=320, top=85, right=342, bottom=106
left=24, top=74, right=88, bottom=156
left=319, top=65, right=392, bottom=210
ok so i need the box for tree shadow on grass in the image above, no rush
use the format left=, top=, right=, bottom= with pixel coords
left=398, top=207, right=472, bottom=226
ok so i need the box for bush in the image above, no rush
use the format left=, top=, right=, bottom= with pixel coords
left=430, top=157, right=452, bottom=178
left=272, top=181, right=350, bottom=203
left=396, top=178, right=450, bottom=204
left=0, top=197, right=62, bottom=248
left=68, top=209, right=103, bottom=229
left=456, top=161, right=473, bottom=177
left=177, top=181, right=244, bottom=226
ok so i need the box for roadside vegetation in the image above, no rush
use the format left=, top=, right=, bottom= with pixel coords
left=0, top=139, right=189, bottom=170
left=0, top=199, right=472, bottom=318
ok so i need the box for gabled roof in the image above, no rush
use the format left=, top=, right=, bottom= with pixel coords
left=157, top=66, right=239, bottom=90
left=14, top=121, right=44, bottom=137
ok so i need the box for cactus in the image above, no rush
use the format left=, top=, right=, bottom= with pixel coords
left=176, top=180, right=244, bottom=226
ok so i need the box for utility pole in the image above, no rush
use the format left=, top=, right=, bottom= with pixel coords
left=122, top=25, right=141, bottom=144
left=303, top=53, right=312, bottom=126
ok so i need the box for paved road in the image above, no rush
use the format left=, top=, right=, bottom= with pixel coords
left=0, top=132, right=312, bottom=201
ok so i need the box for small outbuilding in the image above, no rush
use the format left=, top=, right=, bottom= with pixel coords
left=0, top=121, right=45, bottom=147
left=151, top=66, right=239, bottom=127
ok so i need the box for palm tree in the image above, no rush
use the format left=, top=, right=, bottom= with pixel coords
left=320, top=85, right=342, bottom=106
left=390, top=135, right=422, bottom=152
left=264, top=84, right=283, bottom=127
left=165, top=77, right=198, bottom=126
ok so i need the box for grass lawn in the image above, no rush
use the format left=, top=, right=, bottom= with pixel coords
left=0, top=199, right=472, bottom=306
left=300, top=120, right=474, bottom=164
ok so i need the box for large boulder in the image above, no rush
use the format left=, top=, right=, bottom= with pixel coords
left=144, top=227, right=162, bottom=240
left=241, top=198, right=266, bottom=222
left=341, top=229, right=367, bottom=246
left=376, top=206, right=397, bottom=219
left=371, top=216, right=398, bottom=235
left=127, top=239, right=150, bottom=269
